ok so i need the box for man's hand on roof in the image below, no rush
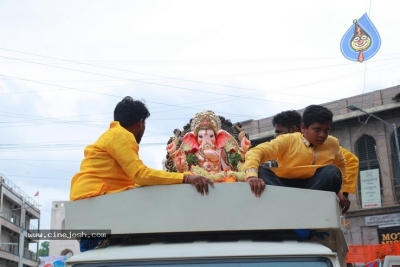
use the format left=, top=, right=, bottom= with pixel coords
left=337, top=193, right=350, bottom=213
left=246, top=177, right=265, bottom=197
left=185, top=175, right=214, bottom=195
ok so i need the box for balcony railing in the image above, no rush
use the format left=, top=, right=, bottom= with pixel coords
left=0, top=174, right=40, bottom=210
left=0, top=209, right=21, bottom=226
left=1, top=210, right=39, bottom=233
left=24, top=248, right=37, bottom=261
left=0, top=243, right=18, bottom=255
left=25, top=221, right=38, bottom=233
left=0, top=244, right=37, bottom=261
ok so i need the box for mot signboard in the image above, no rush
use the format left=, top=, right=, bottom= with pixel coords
left=378, top=227, right=400, bottom=244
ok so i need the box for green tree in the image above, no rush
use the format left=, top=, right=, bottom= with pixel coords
left=39, top=241, right=49, bottom=256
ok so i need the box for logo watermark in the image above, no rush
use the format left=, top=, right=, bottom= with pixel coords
left=27, top=229, right=110, bottom=240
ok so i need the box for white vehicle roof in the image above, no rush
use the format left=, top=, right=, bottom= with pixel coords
left=67, top=240, right=335, bottom=264
left=65, top=183, right=342, bottom=234
left=383, top=256, right=400, bottom=267
left=65, top=183, right=348, bottom=266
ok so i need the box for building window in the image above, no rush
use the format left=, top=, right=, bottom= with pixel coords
left=356, top=134, right=381, bottom=206
left=392, top=128, right=400, bottom=203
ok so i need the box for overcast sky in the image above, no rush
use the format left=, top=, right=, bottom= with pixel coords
left=1, top=0, right=400, bottom=247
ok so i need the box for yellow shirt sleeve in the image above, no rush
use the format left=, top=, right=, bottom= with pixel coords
left=340, top=147, right=359, bottom=194
left=329, top=138, right=346, bottom=190
left=107, top=131, right=183, bottom=185
left=243, top=136, right=287, bottom=178
left=244, top=134, right=351, bottom=184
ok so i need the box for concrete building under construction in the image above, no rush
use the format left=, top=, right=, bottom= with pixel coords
left=0, top=175, right=40, bottom=267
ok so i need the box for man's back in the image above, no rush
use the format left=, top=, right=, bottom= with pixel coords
left=70, top=121, right=184, bottom=201
left=70, top=122, right=139, bottom=200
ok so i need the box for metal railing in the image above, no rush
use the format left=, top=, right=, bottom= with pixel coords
left=0, top=174, right=40, bottom=210
left=0, top=210, right=39, bottom=233
left=24, top=248, right=37, bottom=261
left=0, top=243, right=19, bottom=255
left=0, top=244, right=37, bottom=261
left=0, top=208, right=21, bottom=226
left=25, top=221, right=38, bottom=233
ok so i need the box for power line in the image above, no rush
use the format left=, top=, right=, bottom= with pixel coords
left=3, top=48, right=400, bottom=105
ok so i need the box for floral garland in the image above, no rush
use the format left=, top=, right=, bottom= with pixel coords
left=178, top=135, right=247, bottom=182
left=190, top=162, right=247, bottom=182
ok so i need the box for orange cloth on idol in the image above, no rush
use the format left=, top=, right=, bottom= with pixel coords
left=222, top=176, right=238, bottom=183
left=70, top=121, right=183, bottom=201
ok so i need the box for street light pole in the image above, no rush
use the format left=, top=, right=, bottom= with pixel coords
left=347, top=105, right=400, bottom=168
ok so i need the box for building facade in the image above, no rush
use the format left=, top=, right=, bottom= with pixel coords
left=48, top=201, right=79, bottom=257
left=0, top=175, right=40, bottom=267
left=240, top=85, right=400, bottom=245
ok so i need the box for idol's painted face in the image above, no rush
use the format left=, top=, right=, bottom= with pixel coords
left=301, top=121, right=330, bottom=147
left=351, top=34, right=371, bottom=51
left=197, top=129, right=216, bottom=149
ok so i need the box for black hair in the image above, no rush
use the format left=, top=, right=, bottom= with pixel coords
left=272, top=110, right=302, bottom=130
left=302, top=105, right=333, bottom=128
left=114, top=96, right=150, bottom=127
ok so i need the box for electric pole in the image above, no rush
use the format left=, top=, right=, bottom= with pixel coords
left=18, top=197, right=25, bottom=267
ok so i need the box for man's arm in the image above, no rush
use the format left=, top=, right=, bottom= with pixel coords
left=107, top=132, right=214, bottom=194
left=108, top=132, right=184, bottom=185
left=338, top=147, right=359, bottom=213
left=104, top=128, right=263, bottom=197
left=331, top=140, right=351, bottom=213
left=340, top=147, right=359, bottom=194
left=243, top=136, right=286, bottom=179
left=332, top=141, right=348, bottom=188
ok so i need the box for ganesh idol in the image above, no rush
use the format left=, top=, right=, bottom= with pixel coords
left=166, top=111, right=251, bottom=182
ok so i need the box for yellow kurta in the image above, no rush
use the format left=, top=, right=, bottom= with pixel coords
left=70, top=121, right=183, bottom=201
left=340, top=147, right=359, bottom=194
left=243, top=132, right=349, bottom=189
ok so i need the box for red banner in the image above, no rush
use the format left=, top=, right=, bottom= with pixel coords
left=347, top=243, right=400, bottom=263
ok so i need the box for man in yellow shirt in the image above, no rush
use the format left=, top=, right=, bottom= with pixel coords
left=244, top=105, right=349, bottom=211
left=70, top=96, right=214, bottom=201
left=269, top=110, right=359, bottom=213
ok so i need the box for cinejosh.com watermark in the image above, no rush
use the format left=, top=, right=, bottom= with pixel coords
left=27, top=230, right=111, bottom=240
